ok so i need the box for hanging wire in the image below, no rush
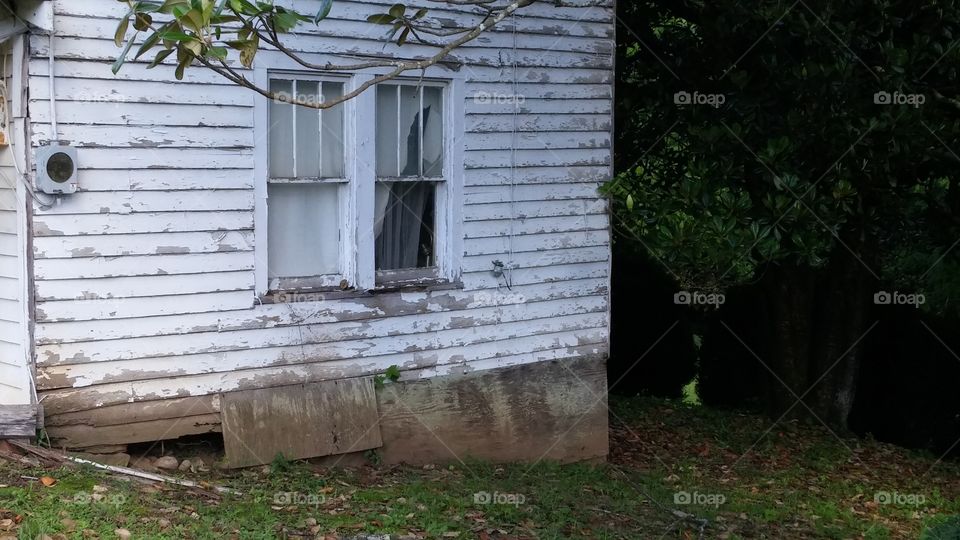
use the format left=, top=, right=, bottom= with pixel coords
left=0, top=48, right=55, bottom=211
left=504, top=13, right=520, bottom=289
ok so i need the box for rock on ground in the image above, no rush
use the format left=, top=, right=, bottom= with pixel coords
left=153, top=456, right=179, bottom=470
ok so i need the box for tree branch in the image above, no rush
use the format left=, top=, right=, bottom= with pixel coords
left=203, top=0, right=536, bottom=110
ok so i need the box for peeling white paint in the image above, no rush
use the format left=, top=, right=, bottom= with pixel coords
left=27, top=0, right=615, bottom=430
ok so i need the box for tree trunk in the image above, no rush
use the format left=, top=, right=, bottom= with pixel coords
left=762, top=250, right=874, bottom=432
left=766, top=265, right=815, bottom=420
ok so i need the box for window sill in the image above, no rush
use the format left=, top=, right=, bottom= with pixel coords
left=372, top=277, right=462, bottom=294
left=258, top=279, right=463, bottom=305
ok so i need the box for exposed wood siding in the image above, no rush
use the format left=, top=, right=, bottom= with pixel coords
left=31, top=0, right=614, bottom=429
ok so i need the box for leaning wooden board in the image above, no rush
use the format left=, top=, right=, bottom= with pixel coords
left=220, top=377, right=382, bottom=468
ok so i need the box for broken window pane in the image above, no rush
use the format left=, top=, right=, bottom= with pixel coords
left=374, top=181, right=436, bottom=270
left=376, top=84, right=444, bottom=178
left=268, top=183, right=340, bottom=278
left=422, top=86, right=444, bottom=177
left=398, top=85, right=420, bottom=176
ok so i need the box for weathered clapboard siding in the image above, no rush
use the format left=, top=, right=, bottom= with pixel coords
left=30, top=0, right=614, bottom=438
left=36, top=288, right=607, bottom=358
left=0, top=146, right=27, bottom=404
left=40, top=337, right=609, bottom=416
left=0, top=35, right=31, bottom=412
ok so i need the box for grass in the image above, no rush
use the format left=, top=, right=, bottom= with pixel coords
left=0, top=396, right=957, bottom=539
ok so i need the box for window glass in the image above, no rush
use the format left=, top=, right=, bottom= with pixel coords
left=376, top=86, right=399, bottom=177
left=376, top=84, right=444, bottom=178
left=294, top=80, right=320, bottom=177
left=374, top=181, right=436, bottom=270
left=422, top=86, right=444, bottom=176
left=268, top=183, right=340, bottom=278
left=270, top=79, right=345, bottom=179
left=269, top=79, right=294, bottom=178
left=321, top=82, right=345, bottom=178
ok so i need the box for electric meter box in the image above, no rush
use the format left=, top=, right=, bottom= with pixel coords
left=36, top=144, right=78, bottom=195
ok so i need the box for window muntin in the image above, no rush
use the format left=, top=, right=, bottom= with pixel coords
left=269, top=79, right=345, bottom=180
left=374, top=83, right=445, bottom=278
left=376, top=84, right=443, bottom=178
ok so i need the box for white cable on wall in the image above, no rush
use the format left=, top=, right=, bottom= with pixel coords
left=508, top=17, right=519, bottom=277
left=48, top=22, right=57, bottom=142
left=0, top=62, right=53, bottom=208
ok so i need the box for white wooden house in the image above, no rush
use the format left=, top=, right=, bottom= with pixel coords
left=0, top=0, right=613, bottom=466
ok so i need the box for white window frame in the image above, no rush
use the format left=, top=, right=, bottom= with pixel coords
left=257, top=71, right=354, bottom=293
left=372, top=79, right=449, bottom=286
left=254, top=60, right=464, bottom=297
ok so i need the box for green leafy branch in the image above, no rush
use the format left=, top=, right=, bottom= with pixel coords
left=113, top=0, right=542, bottom=109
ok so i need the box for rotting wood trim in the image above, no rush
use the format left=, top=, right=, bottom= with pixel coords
left=41, top=354, right=609, bottom=460
left=46, top=413, right=221, bottom=449
left=38, top=342, right=610, bottom=415
left=258, top=279, right=464, bottom=304
left=44, top=395, right=219, bottom=428
left=0, top=404, right=39, bottom=438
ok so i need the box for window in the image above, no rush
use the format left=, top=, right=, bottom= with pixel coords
left=256, top=71, right=461, bottom=296
left=374, top=83, right=444, bottom=282
left=266, top=77, right=347, bottom=290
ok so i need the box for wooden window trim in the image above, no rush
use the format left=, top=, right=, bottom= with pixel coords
left=254, top=65, right=464, bottom=299
left=256, top=71, right=354, bottom=294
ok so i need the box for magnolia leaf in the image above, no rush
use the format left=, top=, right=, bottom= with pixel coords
left=183, top=39, right=203, bottom=56
left=114, top=15, right=130, bottom=47
left=157, top=30, right=194, bottom=41
left=133, top=12, right=153, bottom=31
left=367, top=14, right=396, bottom=24
left=398, top=27, right=411, bottom=46
left=161, top=0, right=190, bottom=11
left=272, top=11, right=301, bottom=33
left=239, top=32, right=259, bottom=67
left=133, top=24, right=168, bottom=60
left=135, top=1, right=165, bottom=13
left=388, top=3, right=406, bottom=18
left=175, top=52, right=191, bottom=80
left=208, top=46, right=228, bottom=59
left=147, top=48, right=175, bottom=68
left=314, top=0, right=334, bottom=23
left=112, top=32, right=139, bottom=74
